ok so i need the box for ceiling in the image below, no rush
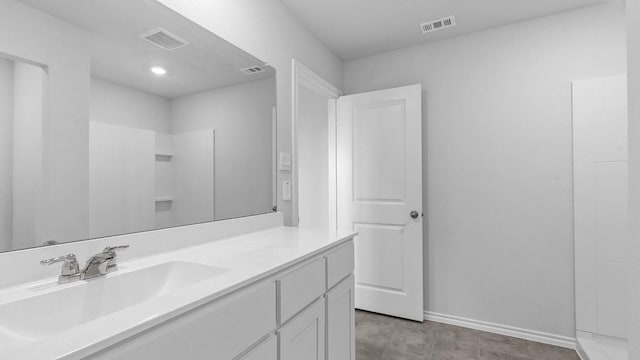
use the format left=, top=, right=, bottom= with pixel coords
left=279, top=0, right=612, bottom=60
left=18, top=0, right=274, bottom=98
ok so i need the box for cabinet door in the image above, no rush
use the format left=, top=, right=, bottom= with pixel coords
left=279, top=298, right=325, bottom=360
left=237, top=334, right=277, bottom=360
left=326, top=274, right=355, bottom=360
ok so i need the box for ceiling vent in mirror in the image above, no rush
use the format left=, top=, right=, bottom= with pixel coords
left=420, top=15, right=456, bottom=34
left=240, top=66, right=265, bottom=75
left=141, top=28, right=189, bottom=50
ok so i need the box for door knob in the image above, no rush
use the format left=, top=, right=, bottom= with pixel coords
left=410, top=210, right=419, bottom=219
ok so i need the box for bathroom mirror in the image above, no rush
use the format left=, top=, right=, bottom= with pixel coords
left=0, top=0, right=276, bottom=252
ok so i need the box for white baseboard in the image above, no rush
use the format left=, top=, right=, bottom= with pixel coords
left=424, top=311, right=577, bottom=349
left=576, top=340, right=589, bottom=360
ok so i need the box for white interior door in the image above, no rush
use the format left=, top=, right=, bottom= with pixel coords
left=337, top=84, right=423, bottom=321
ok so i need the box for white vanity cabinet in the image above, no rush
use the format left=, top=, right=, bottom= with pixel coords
left=279, top=298, right=326, bottom=360
left=85, top=239, right=355, bottom=360
left=325, top=243, right=356, bottom=360
left=277, top=257, right=326, bottom=324
left=326, top=275, right=356, bottom=360
left=276, top=242, right=355, bottom=360
left=237, top=335, right=278, bottom=360
left=88, top=281, right=277, bottom=360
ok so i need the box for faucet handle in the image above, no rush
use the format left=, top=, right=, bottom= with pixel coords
left=40, top=254, right=80, bottom=284
left=103, top=245, right=129, bottom=272
left=40, top=253, right=77, bottom=266
left=104, top=245, right=129, bottom=252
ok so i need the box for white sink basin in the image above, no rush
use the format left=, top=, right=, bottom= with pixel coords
left=0, top=261, right=229, bottom=345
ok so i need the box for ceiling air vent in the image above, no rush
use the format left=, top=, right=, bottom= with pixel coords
left=240, top=66, right=265, bottom=75
left=420, top=15, right=456, bottom=34
left=141, top=28, right=189, bottom=50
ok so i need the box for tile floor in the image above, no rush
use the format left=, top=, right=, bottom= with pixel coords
left=355, top=310, right=580, bottom=360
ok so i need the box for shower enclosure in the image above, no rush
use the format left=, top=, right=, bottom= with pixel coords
left=572, top=75, right=629, bottom=360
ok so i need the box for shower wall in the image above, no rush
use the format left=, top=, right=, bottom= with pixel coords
left=573, top=75, right=628, bottom=357
left=89, top=122, right=155, bottom=239
left=171, top=130, right=215, bottom=225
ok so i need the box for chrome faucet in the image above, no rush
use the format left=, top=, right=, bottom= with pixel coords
left=40, top=245, right=129, bottom=284
left=80, top=245, right=129, bottom=280
left=40, top=254, right=80, bottom=283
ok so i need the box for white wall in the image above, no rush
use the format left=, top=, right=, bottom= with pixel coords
left=573, top=76, right=628, bottom=340
left=158, top=0, right=343, bottom=226
left=90, top=77, right=171, bottom=133
left=0, top=0, right=91, bottom=245
left=171, top=78, right=275, bottom=220
left=0, top=57, right=13, bottom=251
left=626, top=0, right=640, bottom=357
left=297, top=82, right=330, bottom=228
left=343, top=1, right=626, bottom=338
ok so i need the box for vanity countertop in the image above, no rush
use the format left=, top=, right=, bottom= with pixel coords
left=0, top=226, right=356, bottom=359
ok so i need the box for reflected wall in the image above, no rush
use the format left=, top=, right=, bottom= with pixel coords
left=0, top=0, right=276, bottom=252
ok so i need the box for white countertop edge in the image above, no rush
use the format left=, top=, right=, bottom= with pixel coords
left=3, top=227, right=357, bottom=360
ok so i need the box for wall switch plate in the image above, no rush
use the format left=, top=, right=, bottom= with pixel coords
left=279, top=152, right=291, bottom=171
left=282, top=180, right=292, bottom=201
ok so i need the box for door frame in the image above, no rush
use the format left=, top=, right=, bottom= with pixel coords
left=291, top=59, right=342, bottom=228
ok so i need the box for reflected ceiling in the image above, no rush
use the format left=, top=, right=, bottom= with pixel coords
left=20, top=0, right=274, bottom=97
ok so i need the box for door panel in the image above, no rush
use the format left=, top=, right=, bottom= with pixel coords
left=353, top=101, right=406, bottom=203
left=354, top=223, right=406, bottom=292
left=337, top=84, right=423, bottom=321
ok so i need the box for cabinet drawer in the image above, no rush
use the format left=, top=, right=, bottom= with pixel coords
left=277, top=257, right=326, bottom=324
left=325, top=242, right=354, bottom=289
left=89, top=282, right=276, bottom=360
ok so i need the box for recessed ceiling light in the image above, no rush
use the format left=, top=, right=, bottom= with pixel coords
left=151, top=66, right=167, bottom=76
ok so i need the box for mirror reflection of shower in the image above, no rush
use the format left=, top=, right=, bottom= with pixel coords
left=88, top=117, right=216, bottom=239
left=572, top=75, right=629, bottom=360
left=87, top=74, right=275, bottom=240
